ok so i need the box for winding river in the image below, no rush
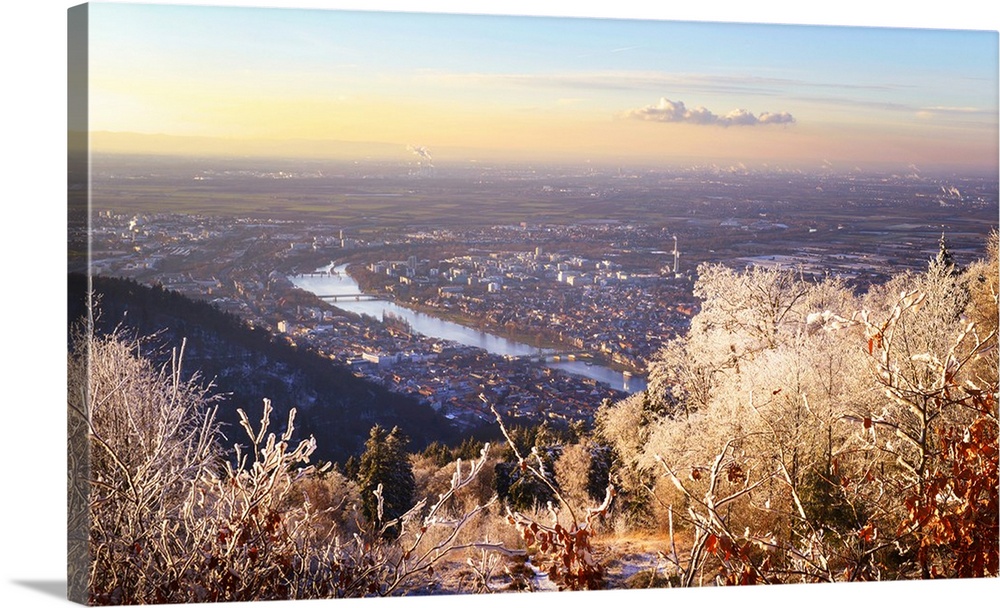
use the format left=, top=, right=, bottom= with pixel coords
left=289, top=263, right=648, bottom=393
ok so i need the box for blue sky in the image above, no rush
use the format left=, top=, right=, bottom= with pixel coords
left=84, top=1, right=997, bottom=170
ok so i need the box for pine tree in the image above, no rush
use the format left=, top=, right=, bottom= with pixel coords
left=343, top=455, right=359, bottom=481
left=357, top=425, right=415, bottom=531
left=933, top=232, right=958, bottom=275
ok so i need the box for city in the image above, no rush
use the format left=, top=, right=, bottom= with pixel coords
left=76, top=154, right=998, bottom=431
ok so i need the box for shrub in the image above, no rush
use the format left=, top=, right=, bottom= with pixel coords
left=69, top=329, right=223, bottom=604
left=491, top=404, right=614, bottom=591
left=70, top=326, right=515, bottom=603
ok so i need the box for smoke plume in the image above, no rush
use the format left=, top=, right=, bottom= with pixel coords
left=407, top=145, right=434, bottom=166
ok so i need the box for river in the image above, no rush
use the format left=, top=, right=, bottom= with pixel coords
left=289, top=262, right=648, bottom=393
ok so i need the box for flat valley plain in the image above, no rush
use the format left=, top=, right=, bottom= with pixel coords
left=89, top=154, right=998, bottom=285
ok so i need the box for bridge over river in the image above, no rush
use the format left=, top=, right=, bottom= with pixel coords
left=513, top=351, right=596, bottom=364
left=315, top=293, right=387, bottom=302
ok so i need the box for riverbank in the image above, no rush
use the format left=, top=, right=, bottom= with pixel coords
left=341, top=263, right=647, bottom=375
left=290, top=262, right=648, bottom=393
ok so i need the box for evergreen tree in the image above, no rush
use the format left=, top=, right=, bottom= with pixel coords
left=455, top=435, right=487, bottom=461
left=357, top=425, right=416, bottom=532
left=493, top=421, right=561, bottom=511
left=933, top=232, right=959, bottom=275
left=343, top=455, right=359, bottom=481
left=419, top=441, right=452, bottom=467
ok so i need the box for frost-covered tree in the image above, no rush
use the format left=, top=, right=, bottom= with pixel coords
left=593, top=392, right=664, bottom=522
left=599, top=264, right=868, bottom=536
left=959, top=229, right=998, bottom=384
left=644, top=264, right=857, bottom=417
left=554, top=441, right=613, bottom=512
left=862, top=235, right=971, bottom=369
left=692, top=263, right=814, bottom=351
left=933, top=232, right=958, bottom=275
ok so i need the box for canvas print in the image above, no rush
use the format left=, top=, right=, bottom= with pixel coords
left=67, top=2, right=999, bottom=605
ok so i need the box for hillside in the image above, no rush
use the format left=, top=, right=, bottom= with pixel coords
left=68, top=272, right=463, bottom=463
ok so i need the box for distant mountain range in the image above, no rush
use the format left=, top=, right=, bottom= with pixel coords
left=84, top=130, right=413, bottom=161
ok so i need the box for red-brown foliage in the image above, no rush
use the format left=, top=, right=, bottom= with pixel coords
left=901, top=392, right=998, bottom=579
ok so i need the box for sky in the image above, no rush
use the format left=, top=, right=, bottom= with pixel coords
left=81, top=1, right=999, bottom=172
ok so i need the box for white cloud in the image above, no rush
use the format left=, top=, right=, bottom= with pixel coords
left=758, top=111, right=796, bottom=124
left=916, top=105, right=991, bottom=119
left=625, top=97, right=796, bottom=127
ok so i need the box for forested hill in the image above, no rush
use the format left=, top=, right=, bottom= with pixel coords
left=68, top=273, right=463, bottom=463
